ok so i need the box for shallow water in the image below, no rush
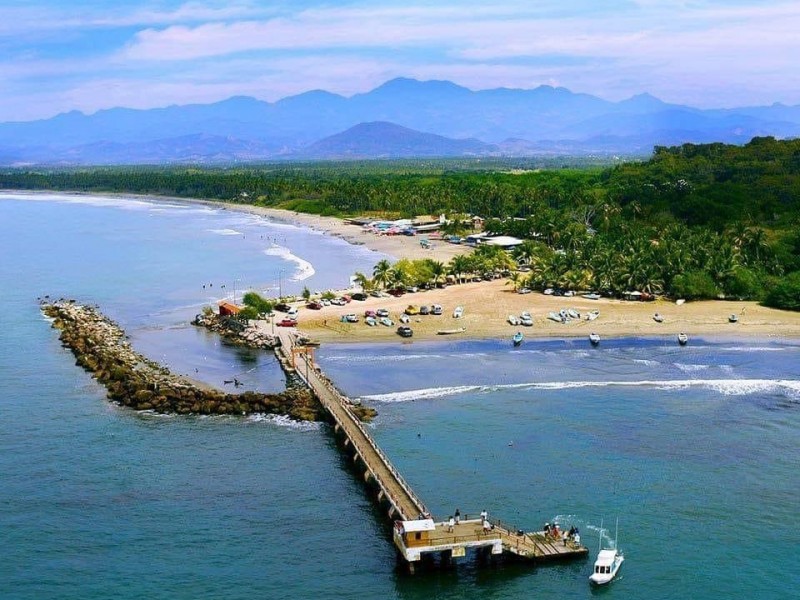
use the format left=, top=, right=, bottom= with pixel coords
left=1, top=192, right=798, bottom=599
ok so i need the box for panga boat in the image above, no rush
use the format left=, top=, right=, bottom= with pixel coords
left=548, top=312, right=562, bottom=323
left=512, top=331, right=524, bottom=346
left=589, top=332, right=601, bottom=346
left=585, top=310, right=600, bottom=321
left=729, top=313, right=739, bottom=323
left=678, top=332, right=689, bottom=346
left=453, top=306, right=464, bottom=318
left=437, top=327, right=466, bottom=335
left=508, top=314, right=520, bottom=326
left=589, top=519, right=624, bottom=586
left=653, top=313, right=664, bottom=323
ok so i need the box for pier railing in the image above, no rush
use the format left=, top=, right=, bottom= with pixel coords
left=279, top=329, right=427, bottom=520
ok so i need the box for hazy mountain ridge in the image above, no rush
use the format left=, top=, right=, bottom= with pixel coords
left=2, top=77, right=799, bottom=164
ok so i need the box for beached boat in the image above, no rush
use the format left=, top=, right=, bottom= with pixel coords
left=678, top=332, right=689, bottom=346
left=583, top=293, right=601, bottom=300
left=567, top=308, right=580, bottom=319
left=589, top=332, right=601, bottom=346
left=589, top=519, right=624, bottom=586
left=653, top=313, right=664, bottom=323
left=512, top=331, right=524, bottom=346
left=547, top=312, right=562, bottom=323
left=508, top=314, right=520, bottom=326
left=437, top=327, right=465, bottom=335
left=453, top=306, right=464, bottom=318
left=729, top=313, right=739, bottom=323
left=585, top=310, right=600, bottom=321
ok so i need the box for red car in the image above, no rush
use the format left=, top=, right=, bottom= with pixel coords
left=277, top=318, right=298, bottom=327
left=306, top=301, right=323, bottom=310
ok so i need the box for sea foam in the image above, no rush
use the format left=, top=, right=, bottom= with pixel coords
left=263, top=246, right=315, bottom=281
left=361, top=379, right=800, bottom=403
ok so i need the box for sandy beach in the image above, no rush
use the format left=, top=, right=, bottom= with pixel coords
left=215, top=201, right=472, bottom=263
left=287, top=278, right=800, bottom=343
left=192, top=200, right=800, bottom=343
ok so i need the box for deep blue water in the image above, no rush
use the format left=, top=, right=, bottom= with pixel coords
left=1, top=192, right=799, bottom=599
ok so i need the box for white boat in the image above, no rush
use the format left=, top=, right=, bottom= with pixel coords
left=453, top=306, right=464, bottom=318
left=399, top=314, right=410, bottom=324
left=653, top=313, right=664, bottom=323
left=567, top=308, right=580, bottom=319
left=585, top=310, right=600, bottom=321
left=589, top=332, right=601, bottom=346
left=583, top=293, right=601, bottom=300
left=589, top=519, right=624, bottom=586
left=508, top=314, right=520, bottom=326
left=520, top=314, right=533, bottom=327
left=729, top=313, right=739, bottom=323
left=678, top=332, right=689, bottom=346
left=547, top=312, right=562, bottom=323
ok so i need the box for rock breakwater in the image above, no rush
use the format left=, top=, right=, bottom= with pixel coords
left=192, top=311, right=276, bottom=349
left=42, top=300, right=323, bottom=421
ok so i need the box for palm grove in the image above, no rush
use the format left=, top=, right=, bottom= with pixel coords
left=3, top=137, right=799, bottom=310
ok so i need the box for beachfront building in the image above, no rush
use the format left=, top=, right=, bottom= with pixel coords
left=218, top=301, right=242, bottom=316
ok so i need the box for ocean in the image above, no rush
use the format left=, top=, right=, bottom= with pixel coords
left=1, top=192, right=798, bottom=599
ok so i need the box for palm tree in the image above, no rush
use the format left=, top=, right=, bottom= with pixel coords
left=506, top=271, right=523, bottom=292
left=372, top=259, right=392, bottom=290
left=429, top=260, right=446, bottom=287
left=448, top=255, right=471, bottom=284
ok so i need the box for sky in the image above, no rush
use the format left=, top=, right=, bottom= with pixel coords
left=2, top=0, right=799, bottom=122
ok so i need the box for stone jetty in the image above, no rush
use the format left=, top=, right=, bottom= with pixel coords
left=42, top=300, right=323, bottom=421
left=192, top=311, right=276, bottom=349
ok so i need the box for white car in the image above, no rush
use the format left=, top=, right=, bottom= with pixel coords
left=453, top=306, right=464, bottom=318
left=520, top=314, right=533, bottom=326
left=518, top=287, right=532, bottom=294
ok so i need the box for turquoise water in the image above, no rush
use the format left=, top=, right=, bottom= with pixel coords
left=1, top=193, right=798, bottom=599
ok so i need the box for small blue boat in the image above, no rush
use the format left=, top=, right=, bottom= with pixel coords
left=512, top=331, right=524, bottom=347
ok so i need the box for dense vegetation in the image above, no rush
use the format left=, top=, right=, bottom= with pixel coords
left=3, top=138, right=799, bottom=308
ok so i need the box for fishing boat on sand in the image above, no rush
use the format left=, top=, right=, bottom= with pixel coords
left=512, top=331, right=524, bottom=346
left=589, top=519, right=624, bottom=586
left=508, top=314, right=520, bottom=326
left=585, top=310, right=600, bottom=321
left=653, top=313, right=664, bottom=323
left=437, top=327, right=466, bottom=335
left=729, top=313, right=739, bottom=323
left=548, top=312, right=562, bottom=323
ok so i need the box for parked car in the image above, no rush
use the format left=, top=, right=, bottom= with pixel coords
left=431, top=304, right=443, bottom=315
left=306, top=301, right=323, bottom=310
left=351, top=292, right=368, bottom=301
left=518, top=287, right=532, bottom=294
left=419, top=305, right=430, bottom=315
left=275, top=302, right=291, bottom=312
left=342, top=314, right=359, bottom=323
left=364, top=309, right=377, bottom=318
left=287, top=307, right=299, bottom=318
left=405, top=305, right=420, bottom=315
left=277, top=318, right=297, bottom=327
left=405, top=286, right=419, bottom=293
left=376, top=308, right=390, bottom=318
left=387, top=288, right=405, bottom=297
left=396, top=326, right=413, bottom=338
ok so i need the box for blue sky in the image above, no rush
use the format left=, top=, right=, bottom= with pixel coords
left=2, top=0, right=799, bottom=121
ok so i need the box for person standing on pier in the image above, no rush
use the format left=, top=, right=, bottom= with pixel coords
left=454, top=509, right=461, bottom=525
left=480, top=509, right=488, bottom=524
left=448, top=516, right=455, bottom=533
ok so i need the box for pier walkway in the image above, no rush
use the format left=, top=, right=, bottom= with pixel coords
left=272, top=326, right=588, bottom=569
left=274, top=327, right=427, bottom=521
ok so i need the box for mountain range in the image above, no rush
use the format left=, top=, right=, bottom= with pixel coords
left=2, top=78, right=800, bottom=164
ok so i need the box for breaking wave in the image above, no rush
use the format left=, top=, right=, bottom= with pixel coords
left=361, top=379, right=800, bottom=403
left=208, top=228, right=242, bottom=236
left=264, top=246, right=315, bottom=281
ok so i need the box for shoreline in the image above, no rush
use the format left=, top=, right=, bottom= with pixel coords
left=5, top=189, right=800, bottom=342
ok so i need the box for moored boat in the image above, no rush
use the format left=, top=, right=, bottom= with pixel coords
left=512, top=331, right=523, bottom=346
left=589, top=519, right=624, bottom=586
left=678, top=332, right=689, bottom=346
left=589, top=332, right=601, bottom=346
